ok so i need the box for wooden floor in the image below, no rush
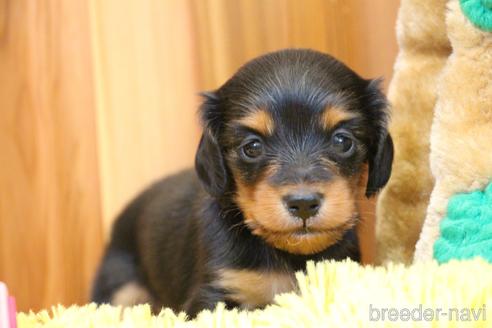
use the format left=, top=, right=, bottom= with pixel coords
left=0, top=0, right=399, bottom=312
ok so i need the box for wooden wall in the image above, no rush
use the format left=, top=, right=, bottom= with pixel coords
left=0, top=0, right=399, bottom=312
left=89, top=0, right=202, bottom=234
left=0, top=0, right=103, bottom=311
left=191, top=0, right=399, bottom=90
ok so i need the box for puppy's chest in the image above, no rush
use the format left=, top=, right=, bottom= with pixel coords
left=215, top=269, right=297, bottom=309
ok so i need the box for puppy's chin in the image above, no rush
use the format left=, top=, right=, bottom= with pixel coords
left=245, top=218, right=353, bottom=255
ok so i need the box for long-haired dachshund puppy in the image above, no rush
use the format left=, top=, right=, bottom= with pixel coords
left=91, top=49, right=393, bottom=316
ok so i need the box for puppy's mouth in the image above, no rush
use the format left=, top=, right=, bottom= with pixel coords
left=245, top=219, right=353, bottom=255
left=247, top=217, right=355, bottom=238
left=284, top=223, right=350, bottom=235
left=292, top=227, right=325, bottom=236
left=248, top=209, right=356, bottom=229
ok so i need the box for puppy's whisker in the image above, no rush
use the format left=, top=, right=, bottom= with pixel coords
left=227, top=221, right=247, bottom=233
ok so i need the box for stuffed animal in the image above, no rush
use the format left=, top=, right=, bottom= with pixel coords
left=376, top=0, right=451, bottom=265
left=414, top=0, right=492, bottom=262
left=433, top=183, right=492, bottom=263
left=0, top=282, right=16, bottom=328
left=377, top=0, right=492, bottom=264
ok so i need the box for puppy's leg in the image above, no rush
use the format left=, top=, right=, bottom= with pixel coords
left=111, top=281, right=152, bottom=306
left=183, top=285, right=229, bottom=317
left=91, top=248, right=152, bottom=306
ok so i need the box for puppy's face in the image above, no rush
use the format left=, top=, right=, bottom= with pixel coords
left=196, top=49, right=393, bottom=255
left=225, top=106, right=365, bottom=255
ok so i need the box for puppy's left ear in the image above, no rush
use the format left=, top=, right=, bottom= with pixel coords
left=364, top=79, right=394, bottom=197
left=195, top=92, right=229, bottom=198
left=366, top=133, right=393, bottom=197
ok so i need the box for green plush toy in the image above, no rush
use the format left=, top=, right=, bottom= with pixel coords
left=413, top=0, right=492, bottom=263
left=434, top=182, right=492, bottom=263
left=431, top=1, right=492, bottom=264
left=460, top=0, right=492, bottom=31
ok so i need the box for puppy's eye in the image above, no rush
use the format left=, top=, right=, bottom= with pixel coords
left=331, top=132, right=354, bottom=156
left=241, top=139, right=264, bottom=159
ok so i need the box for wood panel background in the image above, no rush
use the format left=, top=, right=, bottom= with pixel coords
left=0, top=0, right=103, bottom=311
left=89, top=0, right=202, bottom=234
left=0, top=0, right=399, bottom=312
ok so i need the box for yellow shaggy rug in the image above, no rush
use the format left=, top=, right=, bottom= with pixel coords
left=18, top=259, right=492, bottom=327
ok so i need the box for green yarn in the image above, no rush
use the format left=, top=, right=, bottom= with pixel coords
left=484, top=0, right=492, bottom=9
left=434, top=182, right=492, bottom=263
left=460, top=0, right=492, bottom=31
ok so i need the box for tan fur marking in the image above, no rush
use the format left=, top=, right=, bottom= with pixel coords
left=237, top=109, right=274, bottom=135
left=317, top=178, right=357, bottom=228
left=234, top=165, right=358, bottom=255
left=321, top=106, right=358, bottom=129
left=111, top=282, right=152, bottom=306
left=216, top=269, right=296, bottom=309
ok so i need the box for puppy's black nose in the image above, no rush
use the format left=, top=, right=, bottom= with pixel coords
left=283, top=193, right=323, bottom=221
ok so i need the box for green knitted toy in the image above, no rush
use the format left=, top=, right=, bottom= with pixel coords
left=460, top=0, right=492, bottom=31
left=432, top=1, right=492, bottom=264
left=434, top=182, right=492, bottom=263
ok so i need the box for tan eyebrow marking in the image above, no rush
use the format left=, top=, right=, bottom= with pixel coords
left=237, top=109, right=275, bottom=135
left=321, top=106, right=359, bottom=129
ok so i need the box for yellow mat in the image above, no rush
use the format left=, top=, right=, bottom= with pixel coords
left=18, top=258, right=492, bottom=327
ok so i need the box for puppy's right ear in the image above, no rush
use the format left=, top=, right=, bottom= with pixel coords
left=195, top=131, right=229, bottom=198
left=195, top=92, right=229, bottom=198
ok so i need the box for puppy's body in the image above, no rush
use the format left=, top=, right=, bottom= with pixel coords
left=92, top=169, right=359, bottom=314
left=92, top=49, right=392, bottom=315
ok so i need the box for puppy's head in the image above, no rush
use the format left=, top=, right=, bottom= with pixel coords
left=195, top=49, right=393, bottom=255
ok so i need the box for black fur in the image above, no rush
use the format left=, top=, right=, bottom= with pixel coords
left=91, top=49, right=392, bottom=316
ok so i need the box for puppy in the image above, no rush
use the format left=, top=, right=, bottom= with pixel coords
left=91, top=49, right=393, bottom=316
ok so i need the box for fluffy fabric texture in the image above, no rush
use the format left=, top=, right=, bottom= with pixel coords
left=376, top=0, right=450, bottom=265
left=18, top=258, right=492, bottom=327
left=414, top=0, right=492, bottom=261
left=460, top=0, right=492, bottom=31
left=434, top=182, right=492, bottom=263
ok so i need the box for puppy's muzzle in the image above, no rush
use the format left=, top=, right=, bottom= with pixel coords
left=282, top=192, right=323, bottom=222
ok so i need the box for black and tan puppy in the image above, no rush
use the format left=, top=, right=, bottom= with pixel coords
left=91, top=49, right=393, bottom=316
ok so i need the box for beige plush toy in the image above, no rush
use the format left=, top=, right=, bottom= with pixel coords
left=414, top=0, right=492, bottom=262
left=377, top=0, right=492, bottom=264
left=376, top=0, right=451, bottom=264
